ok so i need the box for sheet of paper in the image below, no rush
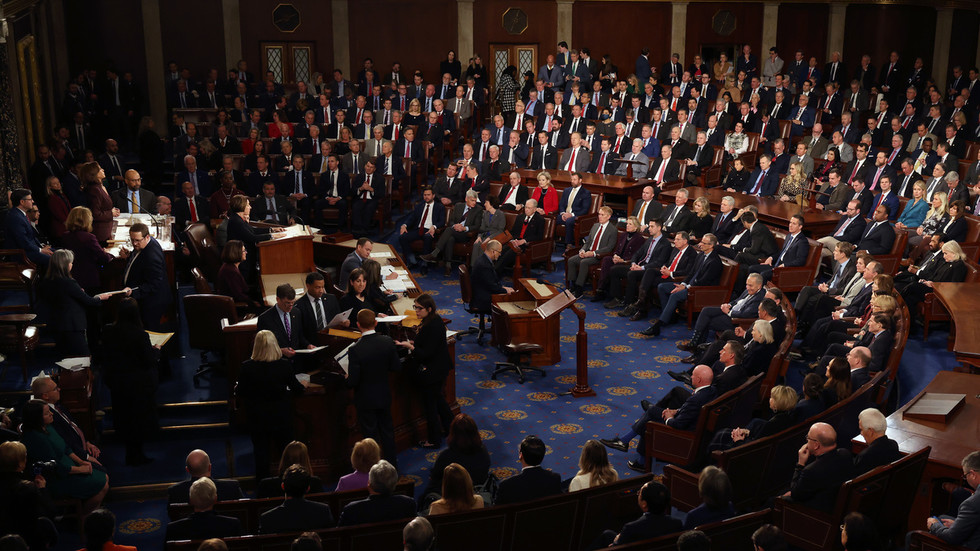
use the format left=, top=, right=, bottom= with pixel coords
left=527, top=280, right=554, bottom=297
left=377, top=315, right=408, bottom=323
left=56, top=357, right=91, bottom=370
left=383, top=279, right=407, bottom=293
left=228, top=317, right=258, bottom=327
left=371, top=251, right=395, bottom=259
left=295, top=373, right=311, bottom=385
left=293, top=345, right=328, bottom=355
left=146, top=330, right=175, bottom=347
left=335, top=342, right=356, bottom=375
left=327, top=309, right=353, bottom=328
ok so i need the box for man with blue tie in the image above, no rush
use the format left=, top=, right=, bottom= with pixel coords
left=642, top=234, right=723, bottom=336
left=743, top=155, right=779, bottom=196
left=678, top=272, right=766, bottom=353
left=789, top=94, right=815, bottom=137
left=748, top=215, right=809, bottom=282
left=871, top=175, right=900, bottom=220
left=856, top=205, right=896, bottom=255
left=3, top=189, right=52, bottom=266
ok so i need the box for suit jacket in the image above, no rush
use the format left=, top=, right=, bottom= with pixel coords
left=632, top=234, right=673, bottom=268
left=687, top=144, right=716, bottom=176
left=257, top=305, right=309, bottom=350
left=632, top=200, right=663, bottom=227
left=930, top=488, right=980, bottom=548
left=645, top=157, right=679, bottom=182
left=495, top=466, right=563, bottom=505
left=502, top=143, right=529, bottom=168
left=251, top=194, right=295, bottom=225
left=558, top=146, right=591, bottom=173
left=711, top=212, right=739, bottom=244
left=123, top=238, right=170, bottom=326
left=742, top=168, right=780, bottom=196
left=167, top=478, right=244, bottom=505
left=559, top=186, right=592, bottom=217
left=496, top=184, right=529, bottom=210
left=853, top=437, right=901, bottom=477
left=684, top=251, right=724, bottom=287
left=111, top=188, right=157, bottom=214
left=660, top=204, right=695, bottom=234
left=338, top=251, right=365, bottom=291
left=3, top=208, right=47, bottom=266
left=773, top=233, right=809, bottom=267
left=470, top=252, right=505, bottom=312
left=617, top=513, right=684, bottom=546
left=317, top=169, right=352, bottom=200
left=405, top=201, right=446, bottom=234
left=713, top=363, right=748, bottom=395
left=346, top=332, right=401, bottom=410
left=667, top=385, right=718, bottom=430
left=295, top=293, right=341, bottom=345
left=341, top=152, right=369, bottom=176
left=166, top=511, right=242, bottom=541
left=790, top=448, right=855, bottom=512
left=174, top=195, right=210, bottom=229
left=259, top=498, right=335, bottom=533
left=740, top=223, right=779, bottom=262
left=432, top=175, right=464, bottom=204
left=528, top=145, right=559, bottom=170
left=831, top=215, right=867, bottom=244
left=857, top=221, right=895, bottom=255
left=176, top=170, right=214, bottom=198
left=337, top=494, right=416, bottom=527
left=578, top=222, right=617, bottom=255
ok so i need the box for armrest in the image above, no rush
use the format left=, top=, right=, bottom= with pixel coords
left=645, top=420, right=699, bottom=468
left=686, top=285, right=731, bottom=307
left=663, top=464, right=703, bottom=512
left=731, top=317, right=755, bottom=329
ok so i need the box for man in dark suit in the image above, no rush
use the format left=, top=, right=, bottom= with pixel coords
left=603, top=220, right=671, bottom=309
left=782, top=422, right=855, bottom=512
left=659, top=190, right=694, bottom=235
left=557, top=172, right=592, bottom=242
left=619, top=227, right=693, bottom=321
left=748, top=214, right=810, bottom=282
left=926, top=451, right=980, bottom=548
left=469, top=239, right=515, bottom=313
left=251, top=181, right=296, bottom=226
left=567, top=207, right=617, bottom=293
left=646, top=144, right=681, bottom=191
left=350, top=160, right=385, bottom=236
left=592, top=481, right=683, bottom=547
left=3, top=190, right=52, bottom=267
left=853, top=408, right=901, bottom=475
left=495, top=435, right=563, bottom=505
left=177, top=154, right=214, bottom=198
left=166, top=478, right=243, bottom=541
left=683, top=132, right=716, bottom=185
left=643, top=235, right=724, bottom=336
left=679, top=273, right=766, bottom=352
left=494, top=202, right=545, bottom=275
left=121, top=223, right=170, bottom=331
left=398, top=188, right=444, bottom=268
left=295, top=272, right=345, bottom=345
left=313, top=154, right=351, bottom=229
left=795, top=241, right=858, bottom=317
left=346, top=310, right=402, bottom=464
left=711, top=196, right=739, bottom=244
left=112, top=170, right=157, bottom=214
left=856, top=205, right=896, bottom=255
left=742, top=155, right=780, bottom=196
left=497, top=170, right=529, bottom=211
left=258, top=465, right=335, bottom=533
left=422, top=190, right=483, bottom=273
left=167, top=449, right=244, bottom=504
left=337, top=459, right=416, bottom=526
left=173, top=181, right=210, bottom=229
left=734, top=212, right=778, bottom=265
left=339, top=238, right=371, bottom=291
left=600, top=365, right=717, bottom=471
left=257, top=284, right=314, bottom=358
left=528, top=131, right=559, bottom=170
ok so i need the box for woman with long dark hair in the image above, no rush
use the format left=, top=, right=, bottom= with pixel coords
left=423, top=413, right=491, bottom=497
left=440, top=50, right=462, bottom=84
left=82, top=508, right=135, bottom=551
left=396, top=293, right=454, bottom=449
left=79, top=161, right=119, bottom=244
left=103, top=297, right=159, bottom=465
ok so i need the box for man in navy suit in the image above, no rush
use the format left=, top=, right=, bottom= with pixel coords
left=557, top=172, right=592, bottom=241
left=679, top=272, right=766, bottom=352
left=871, top=175, right=900, bottom=220
left=743, top=154, right=780, bottom=196
left=121, top=222, right=170, bottom=331
left=165, top=478, right=243, bottom=541
left=856, top=205, right=896, bottom=255
left=257, top=284, right=315, bottom=358
left=398, top=188, right=444, bottom=268
left=471, top=240, right=515, bottom=311
left=3, top=189, right=52, bottom=266
left=783, top=422, right=855, bottom=512
left=495, top=435, right=563, bottom=504
left=600, top=364, right=717, bottom=471
left=258, top=465, right=335, bottom=533
left=337, top=459, right=415, bottom=526
left=789, top=94, right=816, bottom=137
left=593, top=481, right=683, bottom=547
left=588, top=137, right=620, bottom=175
left=314, top=155, right=351, bottom=229
left=749, top=214, right=810, bottom=282
left=644, top=234, right=724, bottom=336
left=177, top=155, right=213, bottom=198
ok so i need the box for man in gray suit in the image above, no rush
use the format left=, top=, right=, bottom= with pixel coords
left=924, top=450, right=980, bottom=549
left=615, top=139, right=650, bottom=177
left=804, top=124, right=830, bottom=160
left=364, top=125, right=389, bottom=158
left=448, top=86, right=473, bottom=123
left=566, top=206, right=617, bottom=294
left=826, top=131, right=854, bottom=163
left=422, top=190, right=484, bottom=275
left=673, top=109, right=697, bottom=143
left=339, top=237, right=372, bottom=291
left=341, top=140, right=368, bottom=176
left=558, top=133, right=591, bottom=173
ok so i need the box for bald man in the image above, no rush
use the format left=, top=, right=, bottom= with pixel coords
left=167, top=449, right=244, bottom=504
left=782, top=422, right=855, bottom=512
left=112, top=169, right=158, bottom=214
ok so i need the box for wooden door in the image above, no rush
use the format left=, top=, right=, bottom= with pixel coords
left=489, top=44, right=538, bottom=110
left=261, top=42, right=316, bottom=85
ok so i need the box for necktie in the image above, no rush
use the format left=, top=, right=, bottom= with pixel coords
left=189, top=197, right=198, bottom=222
left=267, top=198, right=275, bottom=220
left=589, top=224, right=604, bottom=251
left=393, top=126, right=400, bottom=141
left=314, top=298, right=324, bottom=330
left=77, top=125, right=85, bottom=149
left=655, top=158, right=668, bottom=182
left=643, top=237, right=658, bottom=263
left=668, top=248, right=682, bottom=271
left=361, top=175, right=371, bottom=199
left=505, top=185, right=519, bottom=203
left=751, top=170, right=766, bottom=194
left=776, top=234, right=793, bottom=264
left=871, top=167, right=883, bottom=189
left=419, top=203, right=430, bottom=235
left=567, top=149, right=577, bottom=171
left=848, top=161, right=861, bottom=184
left=638, top=201, right=647, bottom=222
left=295, top=172, right=302, bottom=194
left=598, top=152, right=607, bottom=174
left=695, top=145, right=703, bottom=162
left=352, top=155, right=359, bottom=174
left=865, top=221, right=878, bottom=238
left=112, top=156, right=121, bottom=177
left=666, top=206, right=679, bottom=226
left=615, top=136, right=623, bottom=152
left=829, top=263, right=844, bottom=287
left=283, top=311, right=291, bottom=339
left=180, top=93, right=186, bottom=108
left=405, top=141, right=411, bottom=157
left=520, top=217, right=530, bottom=238
left=330, top=171, right=338, bottom=196
left=481, top=142, right=488, bottom=161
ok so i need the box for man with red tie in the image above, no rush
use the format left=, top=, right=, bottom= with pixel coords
left=493, top=200, right=544, bottom=274
left=589, top=138, right=620, bottom=175
left=566, top=206, right=617, bottom=294
left=398, top=188, right=444, bottom=269
left=174, top=180, right=210, bottom=229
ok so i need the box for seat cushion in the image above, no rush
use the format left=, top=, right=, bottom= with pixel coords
left=505, top=343, right=543, bottom=354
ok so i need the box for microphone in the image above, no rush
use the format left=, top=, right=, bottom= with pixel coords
left=125, top=192, right=164, bottom=235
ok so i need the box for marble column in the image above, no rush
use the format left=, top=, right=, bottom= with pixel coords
left=671, top=2, right=687, bottom=63
left=457, top=0, right=474, bottom=61
left=826, top=3, right=846, bottom=62
left=141, top=0, right=167, bottom=136
left=0, top=5, right=25, bottom=193
left=222, top=0, right=242, bottom=71
left=332, top=0, right=350, bottom=76
left=932, top=7, right=953, bottom=92
left=762, top=3, right=778, bottom=51
left=556, top=0, right=574, bottom=49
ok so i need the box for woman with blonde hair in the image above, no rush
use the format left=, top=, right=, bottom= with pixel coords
left=778, top=161, right=807, bottom=205
left=256, top=441, right=326, bottom=497
left=901, top=240, right=969, bottom=316
left=404, top=98, right=425, bottom=126
left=335, top=438, right=382, bottom=492
left=531, top=171, right=559, bottom=215
left=709, top=385, right=798, bottom=452
left=690, top=197, right=713, bottom=238
left=428, top=463, right=485, bottom=515
left=908, top=191, right=948, bottom=251
left=894, top=181, right=928, bottom=232
left=61, top=206, right=114, bottom=293
left=237, top=330, right=308, bottom=480
left=569, top=439, right=619, bottom=491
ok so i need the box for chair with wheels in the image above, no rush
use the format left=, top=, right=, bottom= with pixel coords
left=457, top=264, right=489, bottom=345
left=183, top=294, right=239, bottom=384
left=489, top=303, right=545, bottom=383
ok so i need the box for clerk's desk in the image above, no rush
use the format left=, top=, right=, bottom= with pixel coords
left=223, top=233, right=458, bottom=480
left=256, top=224, right=316, bottom=306
left=491, top=278, right=563, bottom=366
left=101, top=215, right=177, bottom=322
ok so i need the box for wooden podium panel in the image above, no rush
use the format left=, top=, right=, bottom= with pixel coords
left=491, top=278, right=562, bottom=366
left=932, top=282, right=980, bottom=369
left=257, top=232, right=315, bottom=275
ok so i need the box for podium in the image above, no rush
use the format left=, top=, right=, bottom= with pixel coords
left=490, top=279, right=563, bottom=366
left=613, top=157, right=648, bottom=182
left=257, top=226, right=316, bottom=305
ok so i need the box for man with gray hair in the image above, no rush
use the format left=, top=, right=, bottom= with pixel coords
left=403, top=517, right=435, bottom=551
left=422, top=189, right=484, bottom=274
left=781, top=422, right=854, bottom=512
left=615, top=138, right=650, bottom=176
left=924, top=450, right=980, bottom=549
left=853, top=408, right=900, bottom=474
left=338, top=460, right=416, bottom=526
left=165, top=477, right=243, bottom=541
left=942, top=170, right=970, bottom=206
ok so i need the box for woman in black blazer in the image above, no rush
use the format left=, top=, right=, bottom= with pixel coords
left=743, top=319, right=780, bottom=377
left=396, top=294, right=454, bottom=449
left=902, top=240, right=970, bottom=316
left=937, top=200, right=968, bottom=243
left=40, top=250, right=110, bottom=356
left=237, top=329, right=307, bottom=480
left=103, top=297, right=159, bottom=465
left=340, top=268, right=373, bottom=326
left=226, top=195, right=282, bottom=282
left=708, top=385, right=798, bottom=453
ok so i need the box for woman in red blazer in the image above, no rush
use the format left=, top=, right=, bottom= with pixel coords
left=531, top=171, right=559, bottom=215
left=79, top=161, right=119, bottom=245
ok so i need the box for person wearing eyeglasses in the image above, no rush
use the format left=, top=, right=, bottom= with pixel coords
left=781, top=422, right=855, bottom=512
left=395, top=294, right=453, bottom=449
left=120, top=222, right=170, bottom=331
left=924, top=451, right=980, bottom=549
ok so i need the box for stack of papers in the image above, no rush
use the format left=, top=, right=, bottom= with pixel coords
left=56, top=357, right=90, bottom=371
left=370, top=251, right=395, bottom=259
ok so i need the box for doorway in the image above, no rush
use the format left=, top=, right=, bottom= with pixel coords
left=489, top=44, right=537, bottom=107
left=261, top=42, right=316, bottom=85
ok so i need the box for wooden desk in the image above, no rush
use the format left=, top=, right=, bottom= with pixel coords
left=660, top=187, right=842, bottom=236
left=931, top=282, right=980, bottom=369
left=852, top=371, right=980, bottom=529
left=490, top=278, right=562, bottom=366
left=257, top=228, right=316, bottom=302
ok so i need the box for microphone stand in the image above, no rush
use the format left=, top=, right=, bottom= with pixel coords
left=126, top=193, right=165, bottom=239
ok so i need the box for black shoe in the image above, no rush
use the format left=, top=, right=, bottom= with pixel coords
left=618, top=305, right=637, bottom=317
left=627, top=459, right=648, bottom=473
left=603, top=298, right=624, bottom=309
left=681, top=354, right=699, bottom=364
left=677, top=340, right=696, bottom=352
left=629, top=310, right=648, bottom=322
left=668, top=370, right=692, bottom=384
left=420, top=253, right=439, bottom=263
left=639, top=320, right=661, bottom=336
left=599, top=437, right=628, bottom=453
left=590, top=291, right=606, bottom=302
left=640, top=399, right=652, bottom=411
left=696, top=343, right=710, bottom=353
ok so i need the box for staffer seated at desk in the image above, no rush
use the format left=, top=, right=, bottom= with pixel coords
left=256, top=283, right=315, bottom=359
left=340, top=268, right=388, bottom=327
left=473, top=240, right=516, bottom=313
left=227, top=195, right=283, bottom=282
left=215, top=240, right=256, bottom=307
